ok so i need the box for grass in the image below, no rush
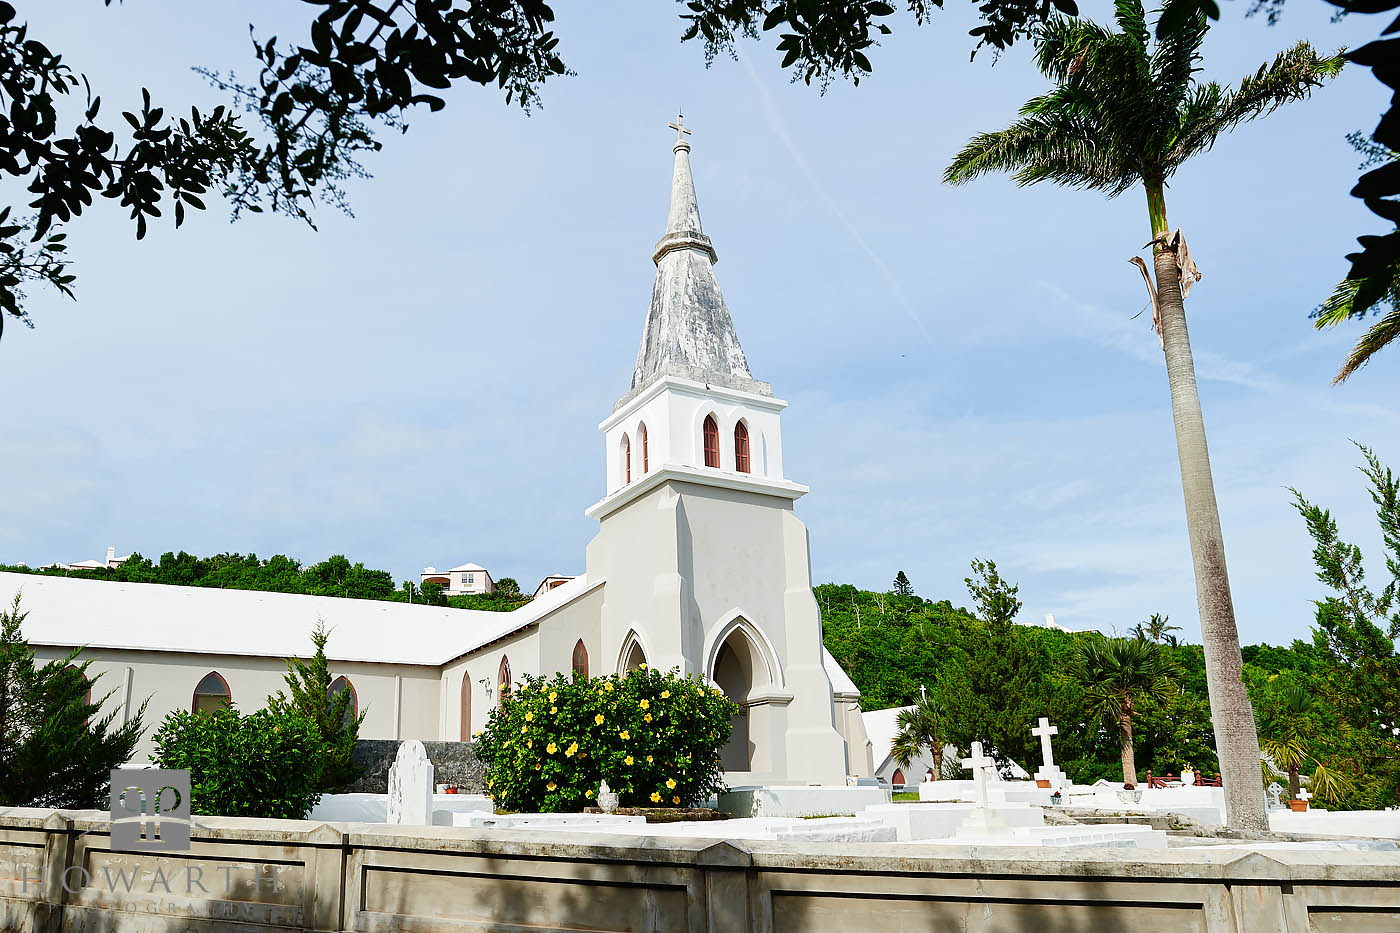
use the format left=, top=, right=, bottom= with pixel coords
left=892, top=791, right=920, bottom=802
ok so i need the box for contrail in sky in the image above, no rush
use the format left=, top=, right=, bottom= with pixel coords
left=742, top=57, right=935, bottom=348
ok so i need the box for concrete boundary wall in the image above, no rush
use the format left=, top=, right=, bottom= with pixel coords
left=0, top=808, right=1396, bottom=931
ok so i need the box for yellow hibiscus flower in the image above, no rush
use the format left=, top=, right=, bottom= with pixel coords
left=547, top=782, right=557, bottom=791
left=640, top=663, right=648, bottom=669
left=586, top=788, right=595, bottom=797
left=524, top=711, right=534, bottom=721
left=549, top=691, right=557, bottom=702
left=594, top=714, right=605, bottom=725
left=547, top=742, right=558, bottom=754
left=650, top=791, right=662, bottom=803
left=603, top=682, right=614, bottom=692
left=666, top=778, right=676, bottom=789
left=672, top=796, right=680, bottom=804
left=639, top=699, right=649, bottom=710
left=646, top=755, right=653, bottom=763
left=644, top=713, right=652, bottom=723
left=625, top=755, right=634, bottom=765
left=565, top=741, right=579, bottom=757
left=661, top=690, right=670, bottom=698
left=519, top=725, right=528, bottom=734
left=550, top=706, right=557, bottom=714
left=619, top=730, right=630, bottom=740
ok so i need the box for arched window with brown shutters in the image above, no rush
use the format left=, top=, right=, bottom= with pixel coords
left=639, top=423, right=648, bottom=474
left=702, top=415, right=719, bottom=468
left=734, top=421, right=751, bottom=474
left=460, top=674, right=472, bottom=740
left=621, top=433, right=631, bottom=485
left=192, top=671, right=231, bottom=715
left=497, top=656, right=512, bottom=707
left=572, top=640, right=589, bottom=681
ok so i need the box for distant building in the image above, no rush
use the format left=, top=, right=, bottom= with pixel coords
left=42, top=546, right=130, bottom=572
left=421, top=563, right=494, bottom=596
left=532, top=575, right=577, bottom=598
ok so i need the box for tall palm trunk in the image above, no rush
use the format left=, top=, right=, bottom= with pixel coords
left=1146, top=181, right=1268, bottom=834
left=1118, top=713, right=1137, bottom=786
left=932, top=744, right=943, bottom=778
left=1288, top=765, right=1301, bottom=801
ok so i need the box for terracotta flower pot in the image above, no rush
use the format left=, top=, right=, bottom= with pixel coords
left=1035, top=779, right=1051, bottom=788
left=1288, top=799, right=1308, bottom=812
left=445, top=787, right=459, bottom=795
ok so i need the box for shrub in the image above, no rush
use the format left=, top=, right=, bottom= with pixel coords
left=475, top=667, right=736, bottom=813
left=151, top=706, right=324, bottom=818
left=267, top=618, right=365, bottom=792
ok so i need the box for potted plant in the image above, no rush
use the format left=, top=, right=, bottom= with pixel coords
left=1288, top=797, right=1308, bottom=812
left=1115, top=782, right=1143, bottom=805
left=1181, top=764, right=1196, bottom=786
left=1050, top=790, right=1063, bottom=806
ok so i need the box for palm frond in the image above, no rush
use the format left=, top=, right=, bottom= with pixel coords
left=1314, top=258, right=1400, bottom=382
left=1035, top=15, right=1117, bottom=84
left=944, top=101, right=1135, bottom=194
left=1334, top=304, right=1400, bottom=383
left=1112, top=0, right=1149, bottom=55
left=1168, top=41, right=1344, bottom=167
left=1150, top=0, right=1208, bottom=126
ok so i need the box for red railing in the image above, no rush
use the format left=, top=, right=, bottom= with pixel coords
left=1144, top=771, right=1222, bottom=788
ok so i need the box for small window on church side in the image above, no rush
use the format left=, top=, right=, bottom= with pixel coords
left=328, top=675, right=357, bottom=727
left=572, top=640, right=589, bottom=681
left=192, top=672, right=231, bottom=715
left=703, top=415, right=719, bottom=468
left=735, top=421, right=750, bottom=474
left=639, top=423, right=648, bottom=474
left=498, top=656, right=512, bottom=707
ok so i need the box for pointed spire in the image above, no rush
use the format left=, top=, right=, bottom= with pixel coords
left=621, top=116, right=771, bottom=406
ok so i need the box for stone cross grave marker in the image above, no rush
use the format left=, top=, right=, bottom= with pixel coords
left=1267, top=782, right=1284, bottom=809
left=1031, top=717, right=1067, bottom=786
left=1297, top=788, right=1312, bottom=804
left=387, top=739, right=434, bottom=825
left=958, top=742, right=1006, bottom=834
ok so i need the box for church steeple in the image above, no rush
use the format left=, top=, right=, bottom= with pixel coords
left=624, top=115, right=771, bottom=407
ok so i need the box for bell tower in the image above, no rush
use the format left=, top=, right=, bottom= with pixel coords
left=582, top=116, right=849, bottom=785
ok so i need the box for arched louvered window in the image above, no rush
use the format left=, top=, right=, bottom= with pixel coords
left=703, top=415, right=719, bottom=468
left=639, top=423, right=649, bottom=474
left=572, top=639, right=589, bottom=681
left=621, top=433, right=631, bottom=485
left=192, top=672, right=231, bottom=715
left=497, top=656, right=512, bottom=707
left=734, top=421, right=751, bottom=474
left=328, top=675, right=357, bottom=727
left=460, top=674, right=472, bottom=741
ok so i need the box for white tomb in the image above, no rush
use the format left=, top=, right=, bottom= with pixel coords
left=387, top=740, right=434, bottom=825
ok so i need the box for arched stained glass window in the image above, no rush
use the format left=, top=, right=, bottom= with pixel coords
left=572, top=640, right=589, bottom=680
left=734, top=421, right=751, bottom=474
left=192, top=672, right=231, bottom=715
left=703, top=415, right=719, bottom=468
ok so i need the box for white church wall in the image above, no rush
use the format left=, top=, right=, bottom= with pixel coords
left=441, top=627, right=540, bottom=740
left=32, top=645, right=442, bottom=761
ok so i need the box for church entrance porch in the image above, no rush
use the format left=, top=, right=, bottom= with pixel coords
left=709, top=620, right=787, bottom=779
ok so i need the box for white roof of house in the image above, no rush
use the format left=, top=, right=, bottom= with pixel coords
left=862, top=705, right=913, bottom=770
left=447, top=562, right=487, bottom=573
left=0, top=571, right=596, bottom=667
left=822, top=648, right=860, bottom=696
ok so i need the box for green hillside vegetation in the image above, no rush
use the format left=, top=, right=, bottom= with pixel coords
left=0, top=552, right=532, bottom=612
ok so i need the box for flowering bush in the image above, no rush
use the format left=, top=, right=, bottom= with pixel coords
left=474, top=666, right=736, bottom=813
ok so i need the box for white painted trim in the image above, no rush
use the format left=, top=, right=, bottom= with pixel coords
left=600, top=375, right=786, bottom=431
left=586, top=466, right=807, bottom=520
left=394, top=674, right=403, bottom=740
left=703, top=611, right=785, bottom=691
left=616, top=628, right=653, bottom=675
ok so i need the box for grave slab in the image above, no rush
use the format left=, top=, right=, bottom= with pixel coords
left=717, top=785, right=890, bottom=818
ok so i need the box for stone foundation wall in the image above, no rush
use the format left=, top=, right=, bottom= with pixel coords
left=2, top=808, right=1398, bottom=931
left=345, top=739, right=484, bottom=794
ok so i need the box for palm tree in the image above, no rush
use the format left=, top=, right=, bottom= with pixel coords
left=944, top=0, right=1341, bottom=833
left=891, top=693, right=951, bottom=780
left=1072, top=638, right=1172, bottom=787
left=1256, top=683, right=1348, bottom=803
left=1145, top=613, right=1181, bottom=644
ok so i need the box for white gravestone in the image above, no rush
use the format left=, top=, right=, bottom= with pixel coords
left=1296, top=788, right=1312, bottom=805
left=958, top=742, right=1005, bottom=833
left=1031, top=717, right=1068, bottom=786
left=387, top=740, right=434, bottom=825
left=1267, top=782, right=1284, bottom=809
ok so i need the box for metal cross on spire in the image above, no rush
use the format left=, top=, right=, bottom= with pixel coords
left=668, top=113, right=692, bottom=144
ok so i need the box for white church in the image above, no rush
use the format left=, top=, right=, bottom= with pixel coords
left=2, top=118, right=876, bottom=787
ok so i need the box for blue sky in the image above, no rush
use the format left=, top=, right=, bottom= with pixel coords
left=2, top=0, right=1396, bottom=645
